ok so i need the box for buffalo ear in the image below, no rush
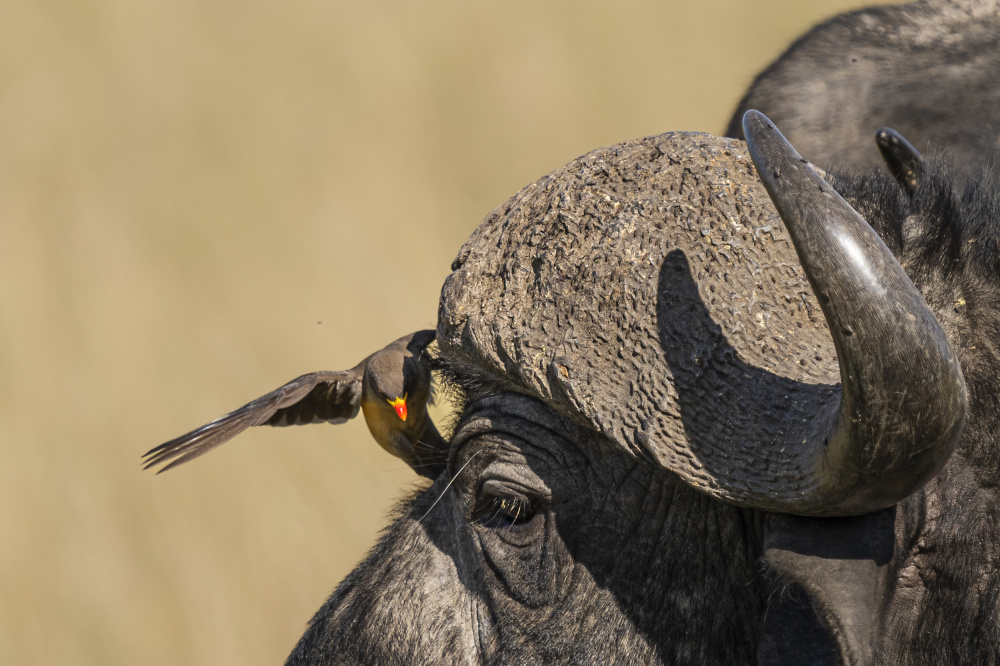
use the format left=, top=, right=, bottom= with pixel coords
left=876, top=128, right=925, bottom=196
left=761, top=509, right=895, bottom=665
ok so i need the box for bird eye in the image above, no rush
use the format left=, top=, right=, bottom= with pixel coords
left=472, top=491, right=536, bottom=529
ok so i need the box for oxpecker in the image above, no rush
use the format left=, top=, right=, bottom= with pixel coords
left=143, top=330, right=445, bottom=477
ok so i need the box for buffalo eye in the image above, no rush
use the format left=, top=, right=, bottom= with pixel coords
left=468, top=475, right=569, bottom=605
left=471, top=479, right=541, bottom=533
left=473, top=492, right=536, bottom=529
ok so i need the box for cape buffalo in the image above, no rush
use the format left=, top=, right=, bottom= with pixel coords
left=276, top=112, right=999, bottom=664
left=727, top=0, right=1000, bottom=180
left=149, top=2, right=1000, bottom=661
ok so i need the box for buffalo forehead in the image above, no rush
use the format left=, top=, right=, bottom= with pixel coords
left=439, top=132, right=837, bottom=461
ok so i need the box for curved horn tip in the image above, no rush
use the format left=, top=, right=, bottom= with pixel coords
left=875, top=127, right=925, bottom=195
left=741, top=111, right=836, bottom=220
left=740, top=110, right=822, bottom=191
left=741, top=110, right=781, bottom=153
left=741, top=110, right=795, bottom=155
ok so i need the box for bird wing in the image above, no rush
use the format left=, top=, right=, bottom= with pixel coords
left=143, top=370, right=363, bottom=473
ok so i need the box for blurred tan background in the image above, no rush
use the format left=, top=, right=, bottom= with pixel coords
left=0, top=1, right=876, bottom=663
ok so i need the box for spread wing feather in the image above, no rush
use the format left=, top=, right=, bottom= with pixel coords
left=143, top=370, right=363, bottom=473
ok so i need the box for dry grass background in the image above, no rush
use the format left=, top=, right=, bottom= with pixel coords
left=0, top=1, right=875, bottom=663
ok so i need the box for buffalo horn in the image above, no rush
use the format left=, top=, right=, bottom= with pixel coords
left=741, top=110, right=966, bottom=515
left=875, top=127, right=925, bottom=196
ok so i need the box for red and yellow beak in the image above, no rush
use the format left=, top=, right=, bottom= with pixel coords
left=387, top=394, right=408, bottom=421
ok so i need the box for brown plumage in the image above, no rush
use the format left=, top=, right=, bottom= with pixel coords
left=142, top=330, right=446, bottom=477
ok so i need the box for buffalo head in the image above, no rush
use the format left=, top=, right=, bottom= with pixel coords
left=287, top=113, right=1000, bottom=664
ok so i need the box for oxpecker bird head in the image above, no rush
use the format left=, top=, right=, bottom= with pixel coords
left=358, top=333, right=438, bottom=470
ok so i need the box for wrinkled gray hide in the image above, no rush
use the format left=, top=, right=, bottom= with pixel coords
left=727, top=0, right=1000, bottom=179
left=287, top=131, right=997, bottom=665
